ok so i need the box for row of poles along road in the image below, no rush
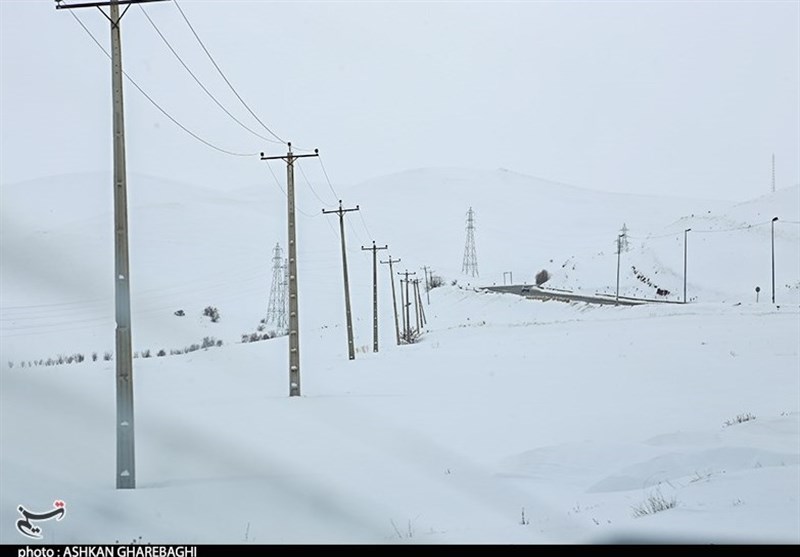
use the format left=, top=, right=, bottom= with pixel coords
left=55, top=0, right=791, bottom=493
left=53, top=0, right=434, bottom=489
left=261, top=146, right=432, bottom=384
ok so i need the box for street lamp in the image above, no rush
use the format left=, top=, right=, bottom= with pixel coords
left=771, top=217, right=778, bottom=304
left=683, top=228, right=691, bottom=303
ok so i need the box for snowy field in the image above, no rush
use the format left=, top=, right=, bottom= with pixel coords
left=1, top=169, right=799, bottom=544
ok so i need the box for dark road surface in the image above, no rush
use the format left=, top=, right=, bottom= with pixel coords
left=482, top=285, right=683, bottom=306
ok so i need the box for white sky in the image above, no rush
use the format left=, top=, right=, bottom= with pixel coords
left=1, top=0, right=798, bottom=200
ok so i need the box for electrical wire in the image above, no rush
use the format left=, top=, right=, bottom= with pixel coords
left=70, top=11, right=258, bottom=158
left=691, top=220, right=772, bottom=234
left=173, top=0, right=285, bottom=144
left=264, top=161, right=320, bottom=218
left=139, top=6, right=277, bottom=144
left=297, top=161, right=336, bottom=208
left=357, top=210, right=374, bottom=242
left=629, top=220, right=778, bottom=240
left=314, top=155, right=377, bottom=246
left=317, top=155, right=341, bottom=201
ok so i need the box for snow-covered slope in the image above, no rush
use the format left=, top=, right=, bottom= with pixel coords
left=1, top=168, right=798, bottom=544
left=3, top=168, right=797, bottom=363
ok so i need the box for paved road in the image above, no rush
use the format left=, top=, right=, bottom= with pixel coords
left=481, top=285, right=679, bottom=306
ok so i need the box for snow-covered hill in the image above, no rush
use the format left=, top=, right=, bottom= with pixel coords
left=3, top=168, right=798, bottom=363
left=1, top=168, right=798, bottom=544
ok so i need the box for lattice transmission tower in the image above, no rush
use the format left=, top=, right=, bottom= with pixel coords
left=461, top=207, right=479, bottom=277
left=266, top=243, right=288, bottom=333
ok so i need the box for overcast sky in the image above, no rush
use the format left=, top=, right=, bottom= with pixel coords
left=1, top=0, right=798, bottom=201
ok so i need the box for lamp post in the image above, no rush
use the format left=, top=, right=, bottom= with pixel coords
left=771, top=217, right=778, bottom=304
left=683, top=228, right=691, bottom=303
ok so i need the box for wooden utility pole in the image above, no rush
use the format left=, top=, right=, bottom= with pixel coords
left=261, top=143, right=319, bottom=396
left=324, top=200, right=360, bottom=360
left=56, top=0, right=170, bottom=490
left=380, top=256, right=401, bottom=345
left=421, top=265, right=431, bottom=305
left=362, top=241, right=388, bottom=352
left=398, top=270, right=416, bottom=343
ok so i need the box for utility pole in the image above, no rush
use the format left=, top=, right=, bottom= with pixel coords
left=414, top=278, right=426, bottom=327
left=413, top=279, right=421, bottom=333
left=323, top=200, right=360, bottom=360
left=771, top=216, right=779, bottom=304
left=380, top=256, right=401, bottom=345
left=421, top=266, right=431, bottom=304
left=261, top=143, right=319, bottom=397
left=399, top=277, right=407, bottom=336
left=398, top=270, right=416, bottom=342
left=56, top=0, right=170, bottom=490
left=615, top=234, right=623, bottom=305
left=772, top=154, right=776, bottom=194
left=362, top=241, right=388, bottom=353
left=683, top=228, right=691, bottom=304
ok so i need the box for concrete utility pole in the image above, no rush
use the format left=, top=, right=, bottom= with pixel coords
left=683, top=228, right=691, bottom=304
left=615, top=234, right=623, bottom=305
left=421, top=265, right=431, bottom=305
left=261, top=143, right=319, bottom=397
left=771, top=216, right=779, bottom=304
left=414, top=278, right=426, bottom=329
left=772, top=154, right=776, bottom=194
left=418, top=281, right=427, bottom=325
left=56, top=0, right=170, bottom=490
left=412, top=279, right=421, bottom=333
left=362, top=241, right=388, bottom=353
left=398, top=270, right=416, bottom=342
left=324, top=200, right=360, bottom=360
left=380, top=256, right=402, bottom=345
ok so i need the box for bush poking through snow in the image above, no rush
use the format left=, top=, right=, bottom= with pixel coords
left=724, top=412, right=756, bottom=427
left=203, top=306, right=221, bottom=323
left=428, top=275, right=445, bottom=289
left=631, top=489, right=677, bottom=518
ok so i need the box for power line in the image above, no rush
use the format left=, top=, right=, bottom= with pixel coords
left=70, top=11, right=258, bottom=157
left=691, top=221, right=772, bottom=234
left=629, top=220, right=781, bottom=240
left=138, top=5, right=276, bottom=144
left=314, top=155, right=374, bottom=242
left=297, top=161, right=336, bottom=207
left=318, top=155, right=341, bottom=200
left=173, top=0, right=285, bottom=144
left=358, top=210, right=374, bottom=241
left=264, top=161, right=320, bottom=218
